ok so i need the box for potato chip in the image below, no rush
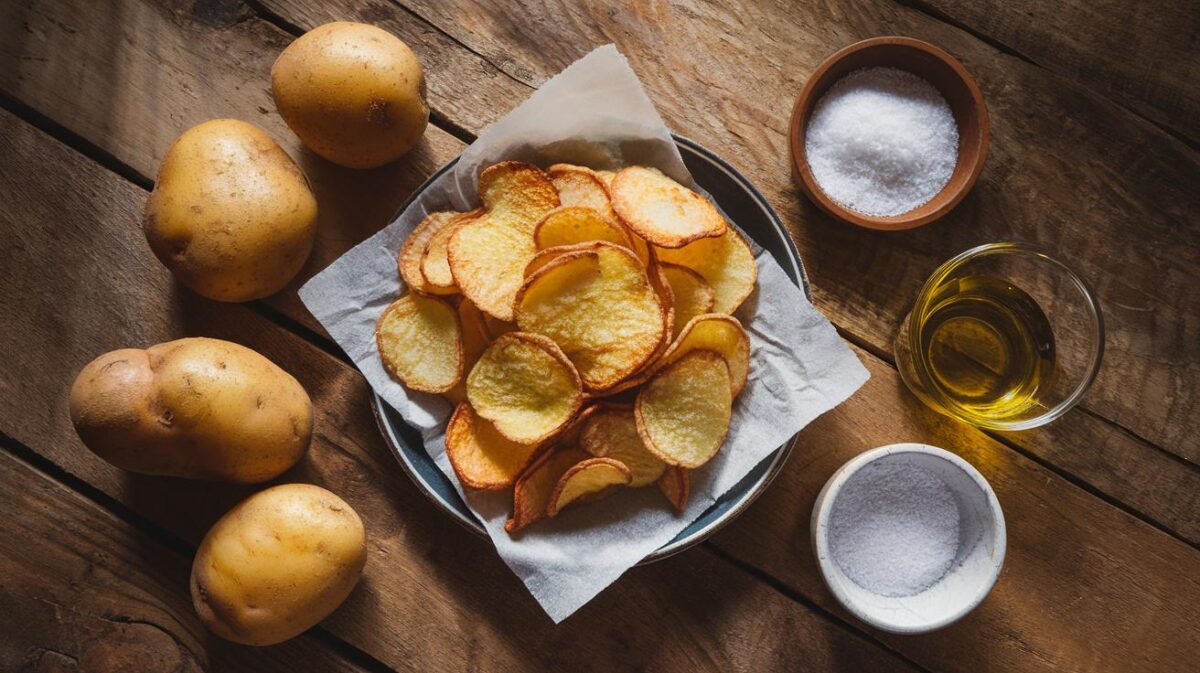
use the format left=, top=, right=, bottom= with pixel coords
left=397, top=212, right=461, bottom=296
left=506, top=447, right=589, bottom=534
left=548, top=164, right=612, bottom=213
left=458, top=298, right=490, bottom=370
left=466, top=332, right=582, bottom=444
left=656, top=314, right=751, bottom=395
left=515, top=242, right=666, bottom=391
left=610, top=166, right=726, bottom=248
left=445, top=403, right=543, bottom=490
left=483, top=314, right=516, bottom=340
left=580, top=405, right=665, bottom=487
left=534, top=206, right=632, bottom=251
left=376, top=294, right=462, bottom=393
left=595, top=170, right=617, bottom=189
left=635, top=350, right=732, bottom=468
left=546, top=457, right=632, bottom=516
left=448, top=162, right=559, bottom=320
left=658, top=466, right=689, bottom=514
left=654, top=226, right=757, bottom=314
left=660, top=263, right=715, bottom=337
left=421, top=210, right=481, bottom=290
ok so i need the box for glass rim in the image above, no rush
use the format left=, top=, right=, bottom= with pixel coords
left=906, top=241, right=1105, bottom=431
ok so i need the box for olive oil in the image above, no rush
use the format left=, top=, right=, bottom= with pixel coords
left=914, top=276, right=1056, bottom=422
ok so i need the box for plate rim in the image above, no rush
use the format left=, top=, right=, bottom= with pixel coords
left=369, top=134, right=810, bottom=563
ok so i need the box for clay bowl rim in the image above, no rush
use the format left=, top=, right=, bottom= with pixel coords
left=789, top=36, right=989, bottom=231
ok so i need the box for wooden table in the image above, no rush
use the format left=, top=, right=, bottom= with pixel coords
left=2, top=1, right=1197, bottom=670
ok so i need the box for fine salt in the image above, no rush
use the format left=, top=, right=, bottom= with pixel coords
left=829, top=460, right=961, bottom=597
left=805, top=67, right=959, bottom=217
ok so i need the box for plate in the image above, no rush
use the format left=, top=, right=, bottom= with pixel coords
left=370, top=135, right=810, bottom=563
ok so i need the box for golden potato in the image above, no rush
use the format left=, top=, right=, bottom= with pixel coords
left=272, top=22, right=429, bottom=168
left=144, top=119, right=317, bottom=302
left=68, top=337, right=312, bottom=483
left=191, top=484, right=366, bottom=646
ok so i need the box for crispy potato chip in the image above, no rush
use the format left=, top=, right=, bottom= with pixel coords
left=448, top=162, right=559, bottom=320
left=466, top=332, right=582, bottom=444
left=657, top=314, right=751, bottom=395
left=595, top=170, right=617, bottom=189
left=515, top=242, right=666, bottom=391
left=421, top=210, right=481, bottom=290
left=398, top=212, right=461, bottom=296
left=458, top=298, right=490, bottom=370
left=610, top=166, right=726, bottom=248
left=445, top=402, right=543, bottom=490
left=376, top=294, right=462, bottom=393
left=557, top=403, right=603, bottom=447
left=548, top=164, right=612, bottom=213
left=546, top=457, right=632, bottom=516
left=655, top=226, right=757, bottom=314
left=625, top=231, right=652, bottom=266
left=506, top=447, right=589, bottom=534
left=534, top=206, right=632, bottom=251
left=658, top=465, right=689, bottom=514
left=580, top=405, right=665, bottom=487
left=635, top=350, right=732, bottom=468
left=483, top=314, right=516, bottom=340
left=660, top=263, right=715, bottom=337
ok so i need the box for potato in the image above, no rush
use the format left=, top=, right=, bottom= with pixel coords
left=272, top=22, right=429, bottom=169
left=68, top=337, right=312, bottom=483
left=191, top=484, right=366, bottom=646
left=144, top=119, right=318, bottom=302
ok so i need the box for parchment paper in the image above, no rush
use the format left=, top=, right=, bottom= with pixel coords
left=299, top=45, right=869, bottom=623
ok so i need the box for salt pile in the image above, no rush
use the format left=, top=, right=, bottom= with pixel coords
left=829, top=460, right=961, bottom=597
left=805, top=67, right=959, bottom=217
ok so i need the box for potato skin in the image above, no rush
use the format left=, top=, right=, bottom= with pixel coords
left=191, top=484, right=367, bottom=646
left=144, top=119, right=317, bottom=302
left=271, top=22, right=429, bottom=169
left=68, top=338, right=312, bottom=483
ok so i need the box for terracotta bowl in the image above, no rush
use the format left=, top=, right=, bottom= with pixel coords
left=789, top=36, right=989, bottom=231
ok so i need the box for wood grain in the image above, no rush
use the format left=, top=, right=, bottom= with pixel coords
left=909, top=0, right=1200, bottom=141
left=255, top=0, right=1200, bottom=540
left=0, top=106, right=923, bottom=673
left=4, top=92, right=1199, bottom=672
left=373, top=0, right=1200, bottom=464
left=0, top=449, right=372, bottom=673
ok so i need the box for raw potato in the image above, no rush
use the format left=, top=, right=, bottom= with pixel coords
left=580, top=406, right=666, bottom=487
left=448, top=162, right=560, bottom=320
left=466, top=333, right=582, bottom=444
left=635, top=350, right=733, bottom=468
left=610, top=166, right=726, bottom=248
left=376, top=294, right=462, bottom=393
left=144, top=119, right=317, bottom=302
left=191, top=484, right=366, bottom=646
left=655, top=226, right=758, bottom=314
left=546, top=457, right=632, bottom=516
left=68, top=337, right=312, bottom=484
left=445, top=402, right=542, bottom=490
left=659, top=263, right=715, bottom=337
left=272, top=22, right=428, bottom=168
left=515, top=242, right=665, bottom=391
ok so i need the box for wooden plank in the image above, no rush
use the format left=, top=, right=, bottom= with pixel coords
left=911, top=0, right=1200, bottom=141
left=254, top=0, right=1200, bottom=540
left=0, top=449, right=373, bottom=673
left=4, top=94, right=1199, bottom=673
left=0, top=0, right=466, bottom=338
left=363, top=0, right=1200, bottom=465
left=1, top=0, right=1192, bottom=543
left=0, top=105, right=924, bottom=673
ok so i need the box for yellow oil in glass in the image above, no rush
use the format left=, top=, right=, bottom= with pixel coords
left=916, top=276, right=1056, bottom=422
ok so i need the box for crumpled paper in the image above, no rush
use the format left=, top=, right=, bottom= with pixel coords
left=299, top=45, right=869, bottom=622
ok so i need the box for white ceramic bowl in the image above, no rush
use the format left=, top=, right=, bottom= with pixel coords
left=811, top=443, right=1006, bottom=634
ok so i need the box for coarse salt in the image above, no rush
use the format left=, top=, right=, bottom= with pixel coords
left=805, top=67, right=959, bottom=217
left=829, top=460, right=961, bottom=597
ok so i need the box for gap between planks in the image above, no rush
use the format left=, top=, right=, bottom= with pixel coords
left=1, top=52, right=1194, bottom=556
